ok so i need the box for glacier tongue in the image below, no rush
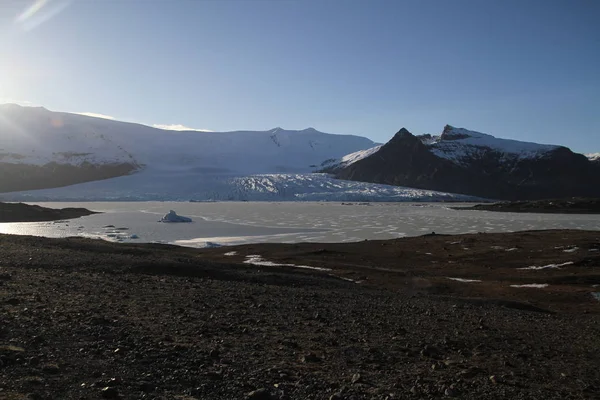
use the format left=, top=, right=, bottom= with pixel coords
left=0, top=170, right=480, bottom=202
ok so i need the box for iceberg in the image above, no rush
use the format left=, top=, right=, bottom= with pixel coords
left=159, top=210, right=192, bottom=223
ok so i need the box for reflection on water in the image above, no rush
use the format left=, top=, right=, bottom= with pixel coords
left=1, top=202, right=599, bottom=248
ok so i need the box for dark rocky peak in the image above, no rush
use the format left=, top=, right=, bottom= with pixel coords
left=394, top=127, right=413, bottom=138
left=440, top=125, right=473, bottom=141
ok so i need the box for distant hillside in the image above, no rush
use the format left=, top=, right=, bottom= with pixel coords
left=325, top=125, right=600, bottom=200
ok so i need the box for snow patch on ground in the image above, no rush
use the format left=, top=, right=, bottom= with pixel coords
left=563, top=247, right=578, bottom=253
left=518, top=261, right=574, bottom=270
left=447, top=277, right=482, bottom=283
left=511, top=284, right=549, bottom=288
left=224, top=251, right=238, bottom=256
left=243, top=255, right=331, bottom=271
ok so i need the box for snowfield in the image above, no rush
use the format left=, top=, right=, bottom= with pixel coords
left=0, top=104, right=376, bottom=174
left=425, top=126, right=560, bottom=166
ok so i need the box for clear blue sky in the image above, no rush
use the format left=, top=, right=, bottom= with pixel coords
left=1, top=0, right=598, bottom=152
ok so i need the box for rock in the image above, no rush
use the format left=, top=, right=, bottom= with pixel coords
left=246, top=388, right=272, bottom=400
left=489, top=375, right=499, bottom=384
left=41, top=363, right=60, bottom=374
left=351, top=373, right=362, bottom=384
left=444, top=387, right=458, bottom=397
left=139, top=381, right=154, bottom=392
left=420, top=345, right=440, bottom=358
left=0, top=345, right=25, bottom=353
left=107, top=377, right=122, bottom=387
left=329, top=393, right=344, bottom=400
left=101, top=386, right=120, bottom=398
left=301, top=352, right=321, bottom=363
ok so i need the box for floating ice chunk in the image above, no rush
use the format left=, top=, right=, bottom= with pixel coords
left=519, top=261, right=574, bottom=270
left=446, top=277, right=482, bottom=283
left=591, top=292, right=600, bottom=302
left=159, top=210, right=192, bottom=223
left=510, top=283, right=549, bottom=288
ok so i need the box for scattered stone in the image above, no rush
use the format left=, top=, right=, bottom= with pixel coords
left=420, top=345, right=440, bottom=358
left=41, top=363, right=60, bottom=374
left=246, top=388, right=272, bottom=400
left=28, top=356, right=40, bottom=366
left=107, top=377, right=122, bottom=387
left=139, top=381, right=155, bottom=392
left=0, top=345, right=25, bottom=353
left=301, top=352, right=322, bottom=363
left=351, top=373, right=362, bottom=384
left=101, top=386, right=120, bottom=398
left=444, top=387, right=458, bottom=397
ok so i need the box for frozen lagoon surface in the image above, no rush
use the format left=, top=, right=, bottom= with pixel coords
left=1, top=202, right=599, bottom=248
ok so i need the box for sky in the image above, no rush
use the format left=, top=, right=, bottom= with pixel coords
left=0, top=0, right=598, bottom=152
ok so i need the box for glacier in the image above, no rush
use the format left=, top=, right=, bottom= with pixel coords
left=0, top=170, right=480, bottom=202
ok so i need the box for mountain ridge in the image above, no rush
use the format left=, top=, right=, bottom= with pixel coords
left=327, top=126, right=600, bottom=200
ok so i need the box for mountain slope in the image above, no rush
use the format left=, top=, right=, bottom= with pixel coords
left=328, top=125, right=600, bottom=200
left=0, top=104, right=376, bottom=193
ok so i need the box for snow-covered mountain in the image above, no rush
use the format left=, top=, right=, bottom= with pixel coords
left=0, top=104, right=375, bottom=174
left=327, top=125, right=600, bottom=200
left=1, top=104, right=482, bottom=202
left=587, top=153, right=600, bottom=162
left=0, top=104, right=382, bottom=194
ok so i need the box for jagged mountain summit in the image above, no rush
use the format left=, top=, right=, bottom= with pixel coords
left=326, top=125, right=600, bottom=200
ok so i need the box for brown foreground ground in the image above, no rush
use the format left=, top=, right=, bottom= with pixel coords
left=1, top=230, right=599, bottom=399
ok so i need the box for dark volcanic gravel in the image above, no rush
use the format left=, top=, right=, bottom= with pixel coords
left=1, top=231, right=599, bottom=399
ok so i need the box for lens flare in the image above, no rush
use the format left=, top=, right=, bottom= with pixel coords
left=15, top=0, right=71, bottom=31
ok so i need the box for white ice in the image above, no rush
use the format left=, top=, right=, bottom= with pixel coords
left=159, top=210, right=192, bottom=223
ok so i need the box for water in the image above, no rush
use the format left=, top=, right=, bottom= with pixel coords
left=1, top=202, right=599, bottom=248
